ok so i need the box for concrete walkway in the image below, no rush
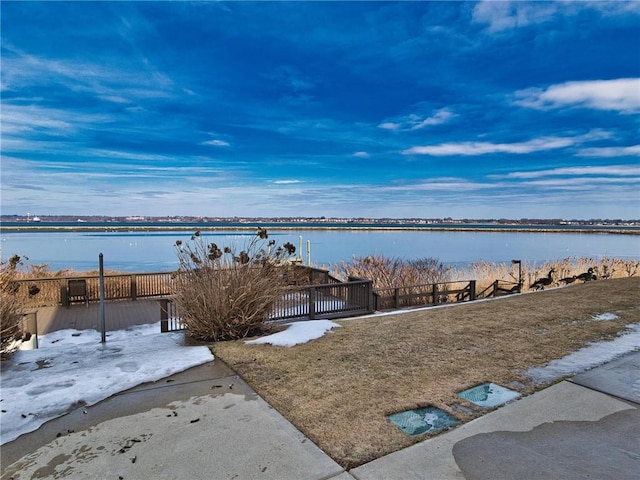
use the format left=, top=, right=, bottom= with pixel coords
left=2, top=352, right=638, bottom=479
left=30, top=300, right=162, bottom=335
left=352, top=351, right=640, bottom=480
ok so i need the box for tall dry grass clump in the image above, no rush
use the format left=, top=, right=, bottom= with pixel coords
left=451, top=256, right=640, bottom=293
left=332, top=254, right=450, bottom=289
left=172, top=228, right=297, bottom=341
left=1, top=255, right=27, bottom=360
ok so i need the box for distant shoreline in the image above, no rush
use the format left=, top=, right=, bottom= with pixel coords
left=1, top=223, right=638, bottom=235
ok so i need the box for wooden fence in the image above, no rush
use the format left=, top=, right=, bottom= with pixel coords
left=477, top=280, right=521, bottom=298
left=159, top=277, right=375, bottom=332
left=12, top=265, right=338, bottom=308
left=271, top=277, right=374, bottom=321
left=12, top=272, right=174, bottom=307
left=13, top=266, right=517, bottom=334
left=373, top=280, right=476, bottom=310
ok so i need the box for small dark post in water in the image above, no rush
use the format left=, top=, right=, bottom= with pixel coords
left=511, top=259, right=522, bottom=293
left=99, top=253, right=106, bottom=343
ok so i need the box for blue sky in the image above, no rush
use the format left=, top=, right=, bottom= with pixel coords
left=1, top=1, right=639, bottom=220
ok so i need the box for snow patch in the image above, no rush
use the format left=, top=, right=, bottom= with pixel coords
left=526, top=323, right=640, bottom=384
left=0, top=322, right=213, bottom=445
left=246, top=320, right=340, bottom=347
left=591, top=312, right=619, bottom=321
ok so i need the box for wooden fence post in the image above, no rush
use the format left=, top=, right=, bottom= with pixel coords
left=308, top=287, right=316, bottom=320
left=394, top=288, right=400, bottom=308
left=432, top=283, right=439, bottom=305
left=366, top=280, right=374, bottom=313
left=159, top=298, right=169, bottom=332
left=130, top=274, right=137, bottom=301
left=469, top=280, right=476, bottom=301
left=60, top=279, right=68, bottom=306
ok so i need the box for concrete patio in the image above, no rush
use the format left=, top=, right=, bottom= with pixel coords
left=29, top=299, right=163, bottom=335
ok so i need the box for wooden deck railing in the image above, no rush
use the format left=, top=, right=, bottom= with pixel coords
left=11, top=265, right=342, bottom=308
left=14, top=268, right=503, bottom=333
left=271, top=277, right=374, bottom=321
left=12, top=271, right=175, bottom=307
left=159, top=277, right=375, bottom=332
left=373, top=280, right=476, bottom=310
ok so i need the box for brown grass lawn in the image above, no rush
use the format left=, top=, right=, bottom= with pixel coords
left=213, top=277, right=640, bottom=469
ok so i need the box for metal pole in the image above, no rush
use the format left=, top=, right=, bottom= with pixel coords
left=99, top=253, right=106, bottom=343
left=297, top=235, right=303, bottom=263
left=306, top=240, right=311, bottom=266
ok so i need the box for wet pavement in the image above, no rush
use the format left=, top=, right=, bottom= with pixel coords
left=351, top=351, right=640, bottom=480
left=2, top=352, right=639, bottom=479
left=1, top=360, right=344, bottom=480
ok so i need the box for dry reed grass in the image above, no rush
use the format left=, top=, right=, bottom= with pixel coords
left=214, top=276, right=640, bottom=469
left=451, top=256, right=640, bottom=293
left=332, top=255, right=449, bottom=288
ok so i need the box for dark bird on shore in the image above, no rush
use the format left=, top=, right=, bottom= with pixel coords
left=530, top=269, right=555, bottom=290
left=576, top=268, right=597, bottom=282
left=559, top=275, right=577, bottom=285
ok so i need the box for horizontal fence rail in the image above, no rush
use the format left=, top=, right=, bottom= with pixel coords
left=270, top=278, right=374, bottom=321
left=373, top=280, right=476, bottom=311
left=12, top=272, right=175, bottom=307
left=13, top=267, right=520, bottom=335
left=11, top=265, right=334, bottom=307
left=161, top=278, right=375, bottom=332
left=477, top=280, right=521, bottom=298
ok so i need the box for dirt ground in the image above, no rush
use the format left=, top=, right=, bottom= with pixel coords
left=213, top=277, right=640, bottom=469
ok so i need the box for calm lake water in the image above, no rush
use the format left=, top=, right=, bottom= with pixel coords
left=1, top=228, right=639, bottom=273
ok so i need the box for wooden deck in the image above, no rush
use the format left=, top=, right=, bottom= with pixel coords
left=30, top=299, right=163, bottom=335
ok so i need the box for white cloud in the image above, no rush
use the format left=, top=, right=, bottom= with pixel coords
left=86, top=149, right=177, bottom=162
left=514, top=79, right=640, bottom=113
left=495, top=165, right=640, bottom=179
left=403, top=130, right=613, bottom=157
left=473, top=1, right=640, bottom=32
left=272, top=179, right=303, bottom=184
left=577, top=145, right=640, bottom=158
left=379, top=108, right=455, bottom=131
left=378, top=122, right=400, bottom=131
left=201, top=139, right=230, bottom=147
left=353, top=151, right=370, bottom=158
left=378, top=178, right=499, bottom=193
left=473, top=1, right=559, bottom=32
left=525, top=176, right=639, bottom=188
left=411, top=109, right=454, bottom=130
left=403, top=136, right=575, bottom=156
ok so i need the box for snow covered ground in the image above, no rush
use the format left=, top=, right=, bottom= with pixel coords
left=1, top=312, right=638, bottom=446
left=525, top=322, right=640, bottom=384
left=246, top=319, right=340, bottom=347
left=0, top=323, right=213, bottom=445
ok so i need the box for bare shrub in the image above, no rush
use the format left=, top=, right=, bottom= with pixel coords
left=172, top=229, right=297, bottom=341
left=1, top=255, right=27, bottom=360
left=332, top=254, right=450, bottom=289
